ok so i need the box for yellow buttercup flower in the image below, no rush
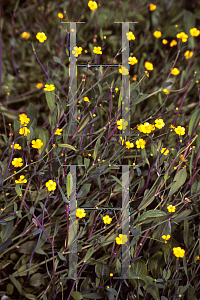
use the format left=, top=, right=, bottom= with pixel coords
left=149, top=3, right=156, bottom=11
left=174, top=126, right=185, bottom=135
left=115, top=88, right=119, bottom=92
left=119, top=136, right=125, bottom=145
left=55, top=128, right=63, bottom=135
left=155, top=119, right=165, bottom=129
left=36, top=83, right=43, bottom=89
left=76, top=208, right=86, bottom=218
left=117, top=119, right=128, bottom=130
left=173, top=247, right=185, bottom=258
left=93, top=46, right=102, bottom=54
left=145, top=62, right=153, bottom=71
left=19, top=126, right=30, bottom=137
left=31, top=139, right=43, bottom=149
left=44, top=84, right=55, bottom=91
left=19, top=113, right=30, bottom=126
left=167, top=205, right=176, bottom=212
left=84, top=97, right=90, bottom=102
left=163, top=89, right=169, bottom=95
left=170, top=40, right=177, bottom=47
left=46, top=180, right=56, bottom=191
left=116, top=234, right=128, bottom=245
left=136, top=138, right=146, bottom=149
left=11, top=144, right=21, bottom=150
left=171, top=68, right=180, bottom=75
left=125, top=141, right=134, bottom=149
left=119, top=66, right=129, bottom=75
left=21, top=32, right=30, bottom=39
left=176, top=32, right=188, bottom=42
left=128, top=56, right=138, bottom=65
left=153, top=31, right=162, bottom=38
left=15, top=175, right=27, bottom=184
left=58, top=13, right=64, bottom=19
left=126, top=31, right=135, bottom=41
left=132, top=75, right=137, bottom=81
left=161, top=148, right=169, bottom=155
left=72, top=46, right=82, bottom=57
left=36, top=32, right=47, bottom=43
left=190, top=28, right=200, bottom=37
left=12, top=158, right=23, bottom=168
left=162, top=234, right=170, bottom=243
left=88, top=1, right=98, bottom=10
left=103, top=215, right=112, bottom=224
left=184, top=50, right=193, bottom=59
left=162, top=39, right=168, bottom=44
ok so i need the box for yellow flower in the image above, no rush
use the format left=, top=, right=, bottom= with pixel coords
left=19, top=126, right=30, bottom=137
left=21, top=32, right=30, bottom=39
left=167, top=205, right=176, bottom=212
left=162, top=234, right=170, bottom=243
left=117, top=119, right=128, bottom=130
left=137, top=122, right=155, bottom=134
left=149, top=3, right=156, bottom=11
left=155, top=119, right=165, bottom=129
left=72, top=46, right=82, bottom=57
left=179, top=154, right=184, bottom=163
left=31, top=139, right=43, bottom=149
left=36, top=83, right=43, bottom=89
left=44, top=84, right=55, bottom=91
left=46, top=180, right=56, bottom=191
left=173, top=247, right=185, bottom=258
left=125, top=141, right=134, bottom=149
left=93, top=46, right=102, bottom=54
left=162, top=39, right=168, bottom=44
left=11, top=144, right=21, bottom=150
left=36, top=32, right=47, bottom=43
left=55, top=128, right=63, bottom=135
left=171, top=68, right=180, bottom=75
left=128, top=56, right=138, bottom=65
left=15, top=175, right=27, bottom=184
left=119, top=66, right=129, bottom=75
left=84, top=97, right=90, bottom=102
left=176, top=32, right=188, bottom=42
left=12, top=158, right=23, bottom=168
left=103, top=215, right=112, bottom=224
left=145, top=71, right=149, bottom=77
left=145, top=62, right=153, bottom=71
left=153, top=31, right=162, bottom=38
left=88, top=1, right=98, bottom=10
left=132, top=75, right=137, bottom=81
left=126, top=31, right=135, bottom=41
left=190, top=28, right=200, bottom=37
left=58, top=13, right=64, bottom=19
left=136, top=138, right=146, bottom=149
left=116, top=234, right=128, bottom=245
left=119, top=136, right=125, bottom=145
left=115, top=88, right=119, bottom=92
left=170, top=40, right=177, bottom=47
left=161, top=148, right=169, bottom=155
left=76, top=208, right=86, bottom=218
left=19, top=113, right=30, bottom=126
left=174, top=126, right=185, bottom=135
left=184, top=50, right=193, bottom=59
left=163, top=89, right=169, bottom=95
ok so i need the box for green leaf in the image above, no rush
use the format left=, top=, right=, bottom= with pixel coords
left=25, top=294, right=38, bottom=300
left=93, top=136, right=101, bottom=161
left=28, top=103, right=37, bottom=130
left=168, top=168, right=187, bottom=197
left=148, top=252, right=165, bottom=278
left=78, top=115, right=90, bottom=133
left=18, top=241, right=37, bottom=254
left=84, top=247, right=94, bottom=263
left=116, top=259, right=121, bottom=277
left=9, top=275, right=22, bottom=295
left=15, top=184, right=22, bottom=197
left=83, top=293, right=105, bottom=299
left=184, top=219, right=189, bottom=249
left=53, top=56, right=62, bottom=64
left=188, top=108, right=200, bottom=136
left=100, top=28, right=103, bottom=40
left=173, top=209, right=192, bottom=221
left=58, top=143, right=76, bottom=151
left=138, top=210, right=166, bottom=222
left=1, top=220, right=13, bottom=241
left=95, top=263, right=110, bottom=279
left=36, top=226, right=51, bottom=250
left=58, top=251, right=66, bottom=261
left=71, top=291, right=83, bottom=300
left=44, top=78, right=56, bottom=113
left=131, top=259, right=147, bottom=280
left=110, top=175, right=122, bottom=187
left=59, top=185, right=69, bottom=204
left=132, top=93, right=148, bottom=105
left=77, top=183, right=91, bottom=198
left=66, top=172, right=73, bottom=199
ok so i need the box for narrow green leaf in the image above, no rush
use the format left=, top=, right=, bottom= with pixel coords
left=71, top=291, right=83, bottom=300
left=84, top=247, right=94, bottom=263
left=188, top=108, right=200, bottom=136
left=58, top=251, right=67, bottom=261
left=66, top=172, right=73, bottom=199
left=168, top=168, right=187, bottom=197
left=59, top=185, right=69, bottom=204
left=138, top=210, right=166, bottom=222
left=44, top=79, right=56, bottom=113
left=58, top=143, right=76, bottom=151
